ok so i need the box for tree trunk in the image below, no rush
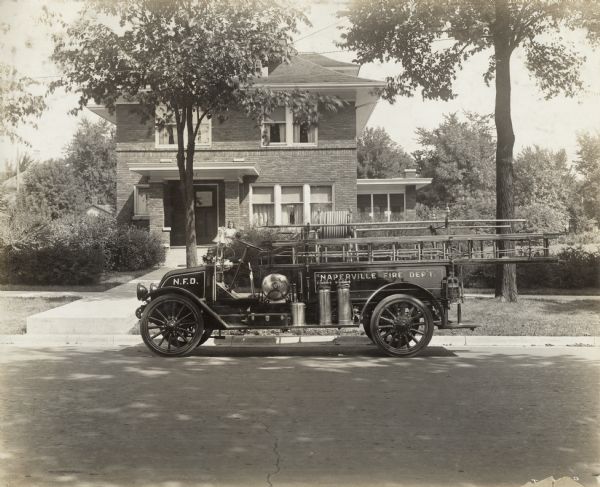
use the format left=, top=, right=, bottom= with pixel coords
left=175, top=107, right=198, bottom=268
left=493, top=0, right=518, bottom=302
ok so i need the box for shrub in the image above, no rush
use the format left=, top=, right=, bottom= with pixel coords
left=0, top=214, right=106, bottom=285
left=557, top=228, right=600, bottom=246
left=0, top=212, right=165, bottom=284
left=105, top=226, right=165, bottom=271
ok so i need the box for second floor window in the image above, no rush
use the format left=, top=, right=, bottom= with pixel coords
left=156, top=107, right=211, bottom=148
left=263, top=107, right=287, bottom=144
left=262, top=107, right=317, bottom=147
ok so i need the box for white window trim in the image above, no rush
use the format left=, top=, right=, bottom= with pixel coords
left=250, top=183, right=333, bottom=225
left=261, top=107, right=318, bottom=148
left=155, top=109, right=212, bottom=149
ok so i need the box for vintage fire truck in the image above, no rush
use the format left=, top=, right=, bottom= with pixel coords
left=135, top=218, right=558, bottom=358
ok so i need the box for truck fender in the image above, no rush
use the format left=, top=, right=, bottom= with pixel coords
left=360, top=282, right=441, bottom=323
left=148, top=286, right=229, bottom=329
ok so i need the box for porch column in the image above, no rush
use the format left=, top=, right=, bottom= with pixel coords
left=405, top=185, right=417, bottom=220
left=224, top=180, right=241, bottom=228
left=148, top=182, right=169, bottom=245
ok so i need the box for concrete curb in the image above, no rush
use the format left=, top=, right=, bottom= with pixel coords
left=0, top=334, right=597, bottom=347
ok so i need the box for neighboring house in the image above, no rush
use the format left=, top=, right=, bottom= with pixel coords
left=89, top=53, right=431, bottom=247
left=84, top=203, right=114, bottom=218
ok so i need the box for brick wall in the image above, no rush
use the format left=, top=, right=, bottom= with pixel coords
left=147, top=183, right=169, bottom=244
left=116, top=101, right=358, bottom=234
left=224, top=181, right=241, bottom=228
left=116, top=152, right=144, bottom=224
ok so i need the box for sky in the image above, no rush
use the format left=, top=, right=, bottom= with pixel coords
left=1, top=0, right=599, bottom=170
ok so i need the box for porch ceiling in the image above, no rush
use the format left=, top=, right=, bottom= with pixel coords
left=129, top=161, right=259, bottom=182
left=357, top=177, right=432, bottom=193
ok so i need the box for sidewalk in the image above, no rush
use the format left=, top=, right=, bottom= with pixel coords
left=25, top=267, right=168, bottom=335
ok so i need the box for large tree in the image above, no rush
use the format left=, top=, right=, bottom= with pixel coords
left=357, top=126, right=413, bottom=178
left=340, top=0, right=600, bottom=301
left=575, top=131, right=600, bottom=227
left=52, top=0, right=342, bottom=267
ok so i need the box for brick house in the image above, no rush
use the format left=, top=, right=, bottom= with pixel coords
left=90, top=54, right=430, bottom=248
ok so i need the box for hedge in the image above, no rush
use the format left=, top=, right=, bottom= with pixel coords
left=462, top=246, right=600, bottom=289
left=0, top=214, right=165, bottom=285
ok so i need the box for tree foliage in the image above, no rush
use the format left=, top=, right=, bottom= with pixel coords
left=414, top=113, right=496, bottom=210
left=513, top=146, right=575, bottom=232
left=65, top=119, right=116, bottom=206
left=52, top=0, right=343, bottom=267
left=341, top=1, right=598, bottom=102
left=0, top=62, right=46, bottom=143
left=17, top=159, right=86, bottom=220
left=357, top=126, right=413, bottom=178
left=340, top=0, right=600, bottom=301
left=575, top=131, right=600, bottom=226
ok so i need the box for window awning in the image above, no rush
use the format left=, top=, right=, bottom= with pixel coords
left=129, top=161, right=259, bottom=182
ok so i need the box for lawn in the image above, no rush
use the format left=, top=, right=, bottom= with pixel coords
left=438, top=297, right=600, bottom=336
left=0, top=270, right=149, bottom=293
left=0, top=296, right=80, bottom=335
left=237, top=296, right=600, bottom=337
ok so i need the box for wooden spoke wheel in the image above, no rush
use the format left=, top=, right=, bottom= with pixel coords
left=140, top=294, right=204, bottom=357
left=370, top=294, right=434, bottom=357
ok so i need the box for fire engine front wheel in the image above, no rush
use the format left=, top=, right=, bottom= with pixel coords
left=140, top=294, right=204, bottom=357
left=370, top=294, right=434, bottom=357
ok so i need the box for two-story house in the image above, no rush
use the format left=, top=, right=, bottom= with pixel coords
left=90, top=53, right=431, bottom=251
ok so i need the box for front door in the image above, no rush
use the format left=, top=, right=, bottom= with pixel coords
left=169, top=183, right=219, bottom=245
left=193, top=185, right=218, bottom=244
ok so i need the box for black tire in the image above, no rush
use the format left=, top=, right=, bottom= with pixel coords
left=196, top=328, right=213, bottom=347
left=140, top=294, right=204, bottom=357
left=370, top=294, right=434, bottom=357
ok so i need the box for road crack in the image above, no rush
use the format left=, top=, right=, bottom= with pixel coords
left=261, top=422, right=281, bottom=487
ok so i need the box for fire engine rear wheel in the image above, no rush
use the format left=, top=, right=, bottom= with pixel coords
left=140, top=294, right=204, bottom=357
left=370, top=294, right=434, bottom=357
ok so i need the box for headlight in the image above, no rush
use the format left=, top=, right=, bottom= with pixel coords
left=137, top=283, right=148, bottom=301
left=149, top=282, right=158, bottom=293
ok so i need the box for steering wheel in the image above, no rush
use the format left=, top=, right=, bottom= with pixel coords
left=236, top=238, right=265, bottom=252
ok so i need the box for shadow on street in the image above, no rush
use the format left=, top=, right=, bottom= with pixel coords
left=0, top=343, right=598, bottom=487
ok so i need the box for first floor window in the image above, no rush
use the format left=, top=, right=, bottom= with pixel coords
left=310, top=185, right=332, bottom=221
left=252, top=186, right=275, bottom=226
left=281, top=186, right=303, bottom=225
left=251, top=184, right=333, bottom=225
left=134, top=185, right=149, bottom=217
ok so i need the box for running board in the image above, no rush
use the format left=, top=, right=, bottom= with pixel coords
left=438, top=321, right=479, bottom=331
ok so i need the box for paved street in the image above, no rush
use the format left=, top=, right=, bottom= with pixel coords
left=0, top=343, right=598, bottom=487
